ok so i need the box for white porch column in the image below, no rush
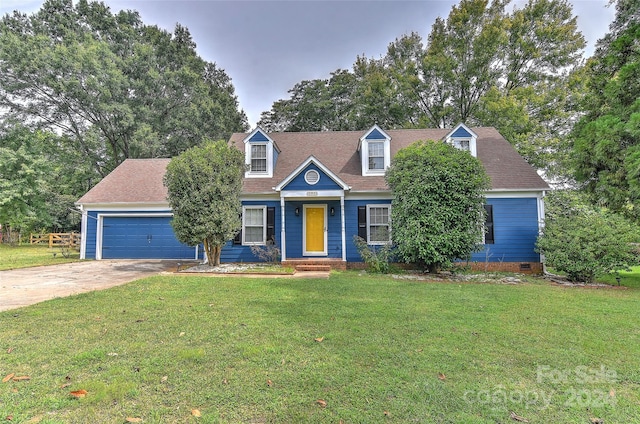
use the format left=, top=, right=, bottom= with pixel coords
left=340, top=195, right=346, bottom=261
left=280, top=195, right=287, bottom=260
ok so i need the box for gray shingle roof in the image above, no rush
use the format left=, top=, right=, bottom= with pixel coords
left=77, top=127, right=548, bottom=205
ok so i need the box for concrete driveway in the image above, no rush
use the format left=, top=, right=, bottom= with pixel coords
left=0, top=260, right=185, bottom=312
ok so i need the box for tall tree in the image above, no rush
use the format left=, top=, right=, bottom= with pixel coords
left=0, top=0, right=248, bottom=177
left=258, top=0, right=585, bottom=179
left=164, top=140, right=246, bottom=266
left=571, top=0, right=640, bottom=217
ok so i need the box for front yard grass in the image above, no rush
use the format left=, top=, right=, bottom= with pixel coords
left=1, top=272, right=638, bottom=423
left=0, top=244, right=81, bottom=270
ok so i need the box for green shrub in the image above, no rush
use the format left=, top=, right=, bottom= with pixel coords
left=536, top=191, right=640, bottom=283
left=353, top=235, right=395, bottom=273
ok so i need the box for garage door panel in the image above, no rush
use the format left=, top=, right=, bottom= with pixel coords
left=102, top=216, right=197, bottom=259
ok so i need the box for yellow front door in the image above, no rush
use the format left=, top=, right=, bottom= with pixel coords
left=304, top=205, right=326, bottom=255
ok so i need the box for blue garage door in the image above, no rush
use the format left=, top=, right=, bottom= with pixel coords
left=102, top=216, right=197, bottom=259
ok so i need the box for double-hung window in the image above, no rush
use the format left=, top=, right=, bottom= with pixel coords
left=250, top=144, right=267, bottom=173
left=358, top=205, right=391, bottom=245
left=243, top=206, right=266, bottom=245
left=368, top=142, right=385, bottom=171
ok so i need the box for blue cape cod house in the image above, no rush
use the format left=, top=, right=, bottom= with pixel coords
left=76, top=123, right=549, bottom=272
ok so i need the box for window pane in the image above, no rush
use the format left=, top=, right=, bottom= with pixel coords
left=368, top=142, right=384, bottom=170
left=244, top=227, right=263, bottom=243
left=245, top=208, right=263, bottom=226
left=251, top=145, right=267, bottom=172
left=369, top=225, right=389, bottom=242
left=369, top=157, right=384, bottom=170
left=369, top=207, right=389, bottom=225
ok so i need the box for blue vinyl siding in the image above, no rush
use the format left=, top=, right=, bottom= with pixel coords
left=220, top=200, right=281, bottom=263
left=283, top=200, right=343, bottom=259
left=366, top=128, right=387, bottom=140
left=450, top=126, right=473, bottom=138
left=344, top=199, right=392, bottom=262
left=470, top=198, right=541, bottom=262
left=282, top=164, right=342, bottom=191
left=248, top=131, right=269, bottom=142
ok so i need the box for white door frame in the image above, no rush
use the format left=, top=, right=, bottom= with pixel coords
left=302, top=204, right=327, bottom=256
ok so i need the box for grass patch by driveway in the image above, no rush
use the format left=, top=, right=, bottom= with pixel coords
left=0, top=244, right=81, bottom=270
left=1, top=273, right=639, bottom=423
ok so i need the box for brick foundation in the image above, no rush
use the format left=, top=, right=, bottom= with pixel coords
left=346, top=261, right=543, bottom=274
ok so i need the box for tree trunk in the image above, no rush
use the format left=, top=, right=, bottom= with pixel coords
left=203, top=238, right=222, bottom=266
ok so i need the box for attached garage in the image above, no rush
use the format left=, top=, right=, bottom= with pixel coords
left=98, top=215, right=199, bottom=260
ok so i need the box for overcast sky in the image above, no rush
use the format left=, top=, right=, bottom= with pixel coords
left=1, top=0, right=615, bottom=127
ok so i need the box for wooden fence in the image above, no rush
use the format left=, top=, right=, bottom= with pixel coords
left=30, top=232, right=80, bottom=248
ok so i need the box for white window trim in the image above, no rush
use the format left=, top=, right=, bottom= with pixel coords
left=242, top=205, right=267, bottom=245
left=245, top=142, right=273, bottom=178
left=367, top=204, right=391, bottom=245
left=361, top=139, right=390, bottom=176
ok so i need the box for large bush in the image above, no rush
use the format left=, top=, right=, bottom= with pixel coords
left=386, top=140, right=490, bottom=272
left=536, top=190, right=640, bottom=283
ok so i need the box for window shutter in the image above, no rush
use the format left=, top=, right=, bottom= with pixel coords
left=266, top=207, right=276, bottom=243
left=357, top=206, right=367, bottom=239
left=233, top=230, right=242, bottom=245
left=484, top=204, right=494, bottom=244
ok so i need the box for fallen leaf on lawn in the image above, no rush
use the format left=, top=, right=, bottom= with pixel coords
left=12, top=376, right=30, bottom=382
left=7, top=347, right=13, bottom=354
left=179, top=332, right=185, bottom=337
left=316, top=399, right=327, bottom=408
left=266, top=379, right=273, bottom=387
left=2, top=373, right=14, bottom=383
left=609, top=388, right=615, bottom=397
left=510, top=411, right=529, bottom=422
left=191, top=409, right=201, bottom=417
left=125, top=418, right=143, bottom=423
left=70, top=389, right=88, bottom=398
left=314, top=337, right=324, bottom=343
left=437, top=373, right=446, bottom=381
left=60, top=383, right=71, bottom=389
left=107, top=352, right=118, bottom=357
left=161, top=376, right=168, bottom=383
left=590, top=418, right=604, bottom=424
left=6, top=415, right=12, bottom=421
left=222, top=378, right=228, bottom=385
left=384, top=411, right=390, bottom=416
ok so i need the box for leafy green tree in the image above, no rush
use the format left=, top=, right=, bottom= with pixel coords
left=386, top=141, right=490, bottom=272
left=0, top=125, right=52, bottom=235
left=0, top=0, right=247, bottom=177
left=571, top=0, right=640, bottom=217
left=164, top=140, right=246, bottom=266
left=258, top=0, right=585, bottom=179
left=536, top=190, right=640, bottom=283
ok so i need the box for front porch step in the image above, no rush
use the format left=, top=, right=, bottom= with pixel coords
left=283, top=258, right=347, bottom=271
left=295, top=264, right=332, bottom=272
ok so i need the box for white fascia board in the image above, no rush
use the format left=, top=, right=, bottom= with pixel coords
left=275, top=155, right=350, bottom=191
left=485, top=189, right=547, bottom=198
left=79, top=203, right=170, bottom=211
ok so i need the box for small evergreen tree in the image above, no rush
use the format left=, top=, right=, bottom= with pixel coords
left=386, top=140, right=490, bottom=272
left=164, top=140, right=246, bottom=266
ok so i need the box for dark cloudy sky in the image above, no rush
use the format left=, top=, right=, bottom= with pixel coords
left=1, top=0, right=615, bottom=127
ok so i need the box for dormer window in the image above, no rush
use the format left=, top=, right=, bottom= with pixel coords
left=244, top=128, right=279, bottom=178
left=251, top=144, right=267, bottom=172
left=359, top=125, right=391, bottom=176
left=453, top=139, right=470, bottom=151
left=445, top=123, right=477, bottom=157
left=368, top=142, right=385, bottom=170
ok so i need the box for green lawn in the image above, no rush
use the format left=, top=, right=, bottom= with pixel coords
left=0, top=244, right=81, bottom=270
left=1, top=272, right=638, bottom=423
